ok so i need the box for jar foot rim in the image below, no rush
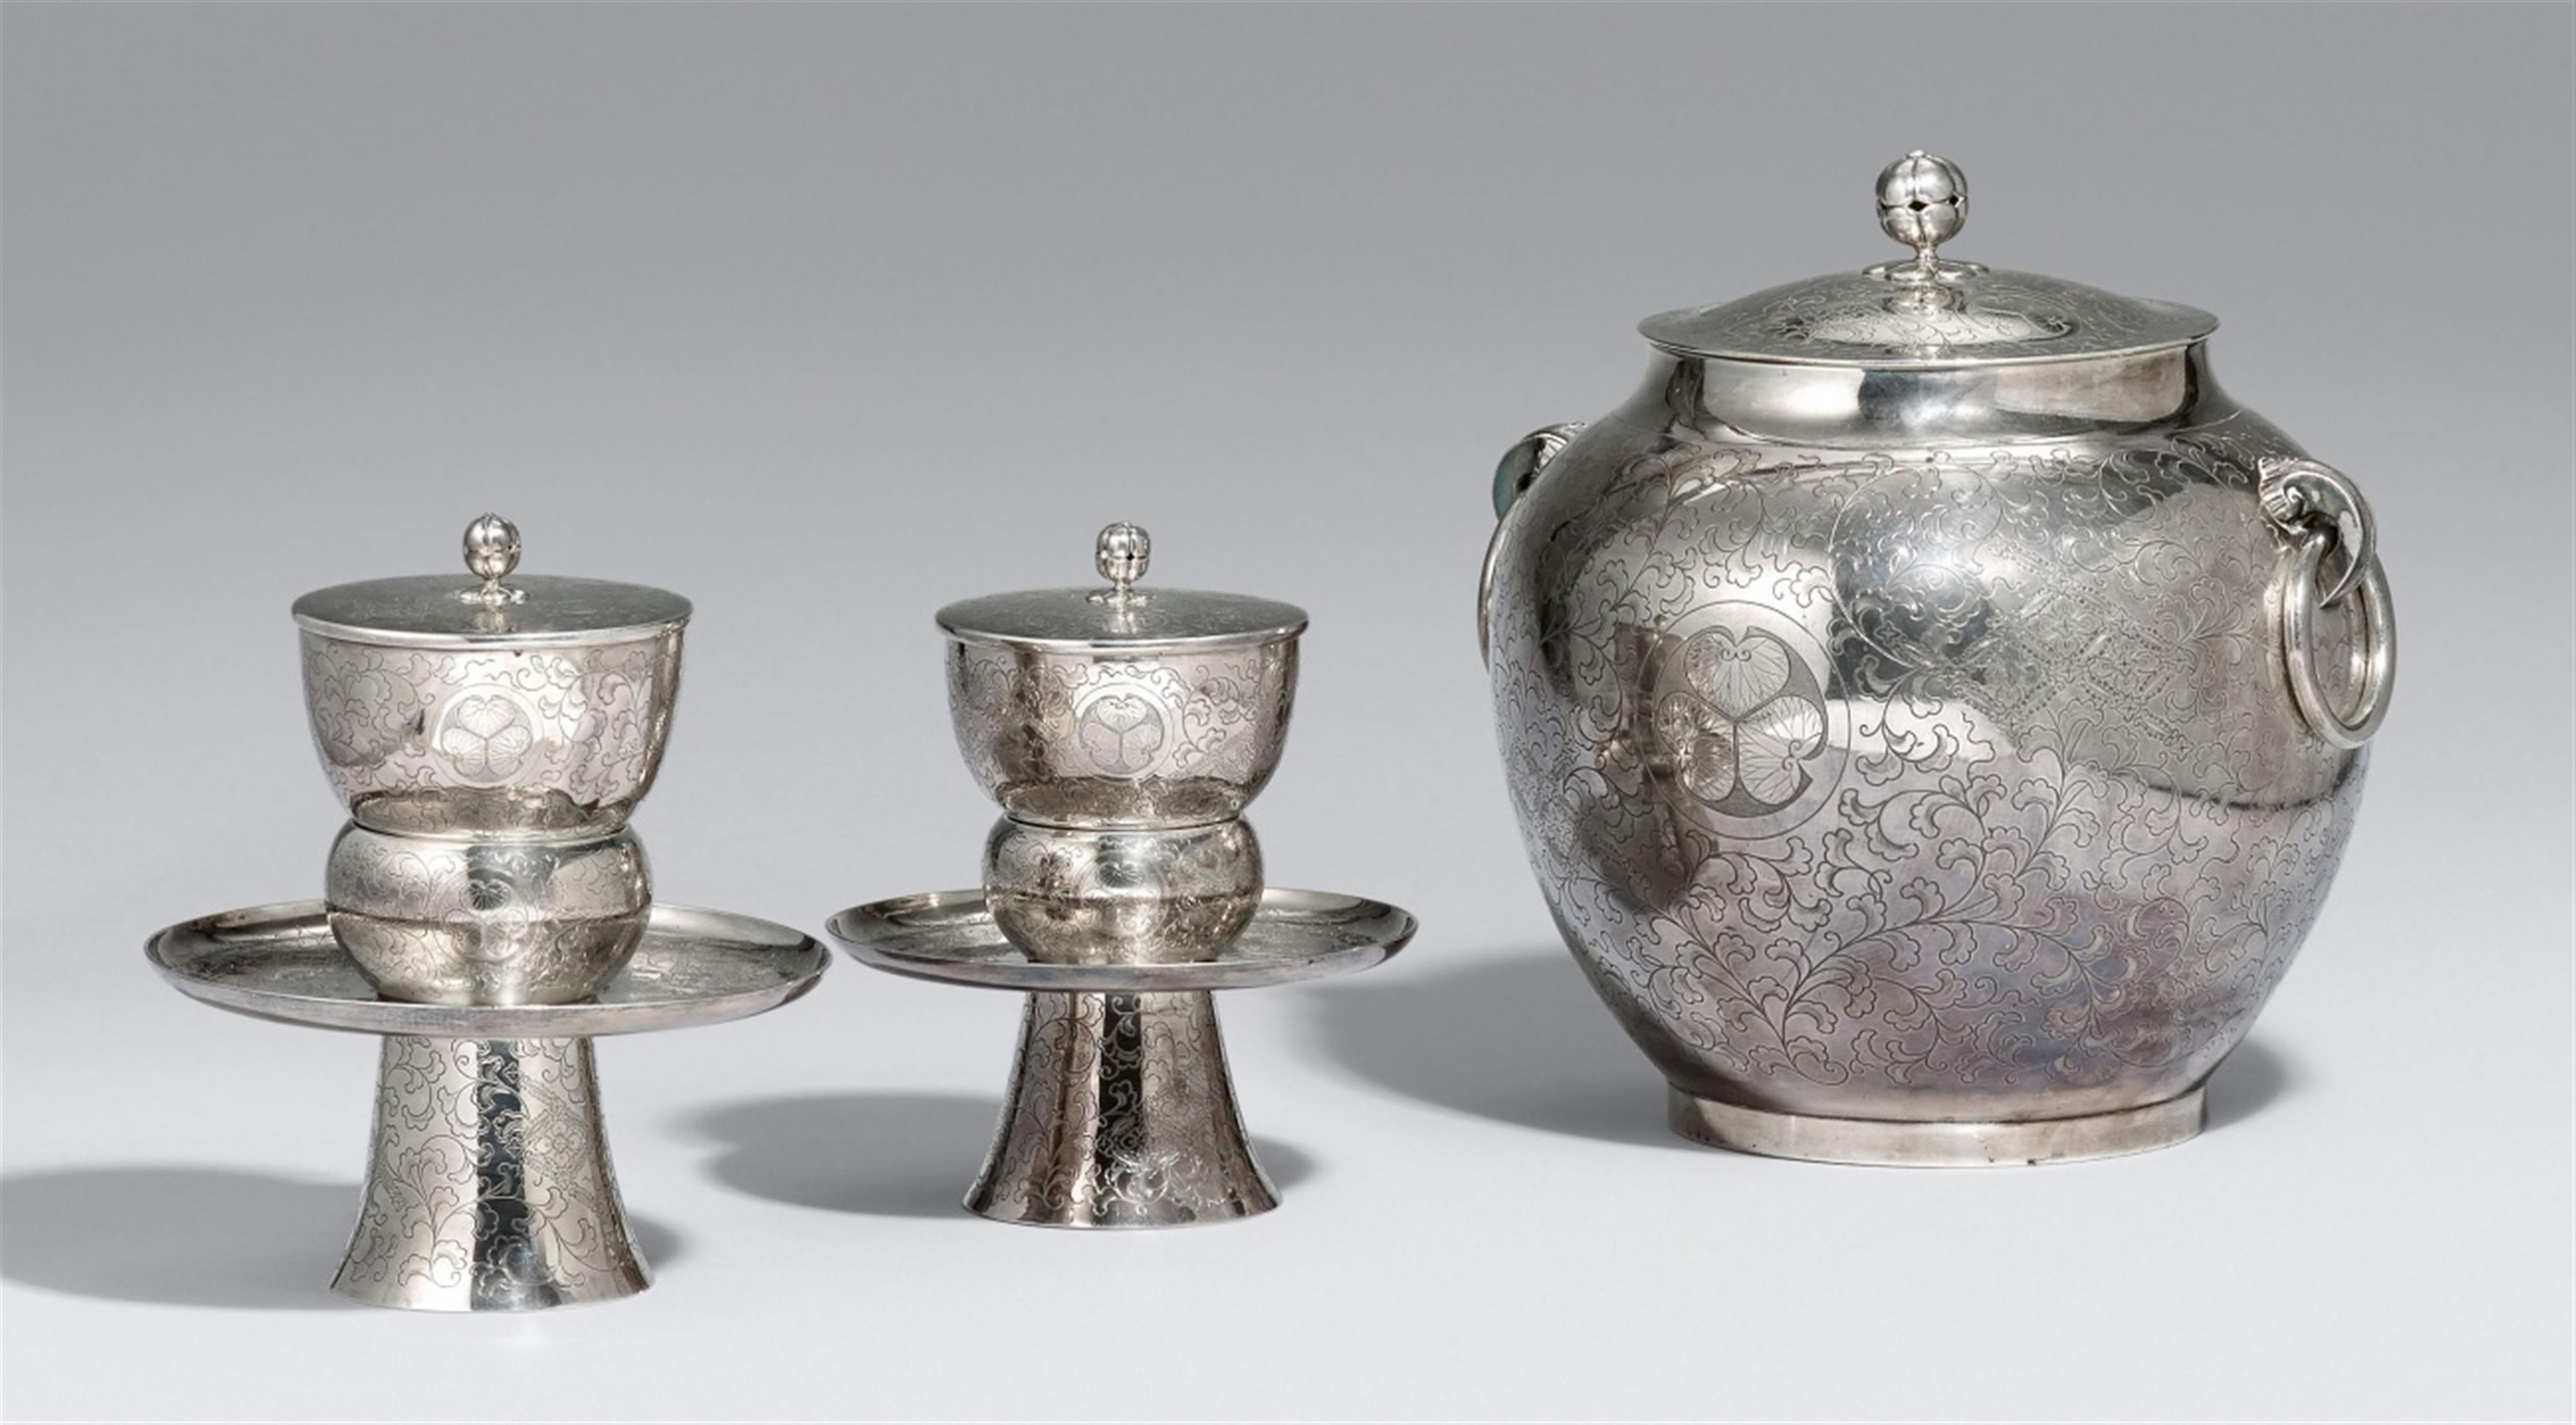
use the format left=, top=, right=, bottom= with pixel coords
left=1666, top=1084, right=2207, bottom=1167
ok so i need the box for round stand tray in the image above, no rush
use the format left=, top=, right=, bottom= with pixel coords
left=824, top=887, right=1415, bottom=991
left=149, top=899, right=827, bottom=1037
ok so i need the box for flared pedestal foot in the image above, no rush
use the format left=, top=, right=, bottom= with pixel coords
left=1667, top=1084, right=2208, bottom=1167
left=334, top=1035, right=649, bottom=1310
left=969, top=990, right=1277, bottom=1228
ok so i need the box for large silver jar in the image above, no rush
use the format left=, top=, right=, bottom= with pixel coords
left=1479, top=153, right=2394, bottom=1166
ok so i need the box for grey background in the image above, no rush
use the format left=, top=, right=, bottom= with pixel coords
left=4, top=5, right=2567, bottom=1420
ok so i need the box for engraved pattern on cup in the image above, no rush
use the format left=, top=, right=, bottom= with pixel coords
left=945, top=642, right=1295, bottom=829
left=300, top=629, right=682, bottom=837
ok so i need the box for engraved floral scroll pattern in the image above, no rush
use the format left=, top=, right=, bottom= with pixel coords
left=970, top=990, right=1273, bottom=1225
left=1487, top=413, right=2366, bottom=1113
left=335, top=1036, right=645, bottom=1308
left=947, top=642, right=1296, bottom=824
left=301, top=631, right=679, bottom=828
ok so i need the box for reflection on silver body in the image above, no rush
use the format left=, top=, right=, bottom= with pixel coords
left=337, top=1036, right=647, bottom=1311
left=1482, top=155, right=2393, bottom=1165
left=983, top=816, right=1262, bottom=965
left=325, top=823, right=651, bottom=1004
left=831, top=526, right=1411, bottom=1226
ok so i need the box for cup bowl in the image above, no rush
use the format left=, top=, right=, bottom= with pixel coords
left=945, top=639, right=1296, bottom=829
left=299, top=623, right=683, bottom=838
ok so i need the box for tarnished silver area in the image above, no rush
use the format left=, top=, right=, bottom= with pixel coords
left=1482, top=153, right=2392, bottom=1164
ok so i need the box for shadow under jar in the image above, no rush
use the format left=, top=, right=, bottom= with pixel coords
left=1478, top=152, right=2394, bottom=1166
left=294, top=513, right=691, bottom=1004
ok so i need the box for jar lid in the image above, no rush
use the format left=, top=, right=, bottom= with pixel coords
left=1638, top=151, right=2217, bottom=368
left=936, top=523, right=1308, bottom=653
left=291, top=514, right=692, bottom=648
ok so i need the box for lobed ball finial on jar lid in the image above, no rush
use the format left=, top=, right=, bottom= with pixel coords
left=1638, top=149, right=2219, bottom=366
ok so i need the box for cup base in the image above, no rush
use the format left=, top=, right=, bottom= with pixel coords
left=1666, top=1084, right=2206, bottom=1167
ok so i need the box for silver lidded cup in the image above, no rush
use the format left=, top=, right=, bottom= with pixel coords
left=292, top=515, right=690, bottom=1003
left=938, top=522, right=1305, bottom=964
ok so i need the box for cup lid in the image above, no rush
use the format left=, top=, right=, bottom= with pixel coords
left=1637, top=151, right=2218, bottom=368
left=290, top=513, right=692, bottom=648
left=936, top=522, right=1307, bottom=653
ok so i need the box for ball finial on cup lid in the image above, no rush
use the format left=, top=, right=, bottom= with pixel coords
left=460, top=513, right=524, bottom=605
left=1095, top=522, right=1150, bottom=598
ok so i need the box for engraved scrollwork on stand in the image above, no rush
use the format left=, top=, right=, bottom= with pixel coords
left=968, top=990, right=1276, bottom=1228
left=334, top=1035, right=647, bottom=1311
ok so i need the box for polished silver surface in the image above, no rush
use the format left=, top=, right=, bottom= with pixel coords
left=983, top=816, right=1262, bottom=964
left=324, top=823, right=652, bottom=1004
left=971, top=990, right=1275, bottom=1229
left=1638, top=151, right=2214, bottom=368
left=1482, top=153, right=2394, bottom=1164
left=150, top=900, right=828, bottom=1038
left=296, top=515, right=687, bottom=839
left=943, top=525, right=1300, bottom=829
left=335, top=1035, right=648, bottom=1310
left=828, top=886, right=1414, bottom=993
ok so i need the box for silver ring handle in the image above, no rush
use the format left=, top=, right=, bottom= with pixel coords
left=1480, top=423, right=1584, bottom=665
left=2262, top=458, right=2394, bottom=749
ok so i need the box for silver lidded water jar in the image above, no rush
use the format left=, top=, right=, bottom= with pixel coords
left=294, top=514, right=689, bottom=1004
left=1479, top=153, right=2394, bottom=1165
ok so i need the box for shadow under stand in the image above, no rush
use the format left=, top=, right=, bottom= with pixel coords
left=148, top=901, right=826, bottom=1310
